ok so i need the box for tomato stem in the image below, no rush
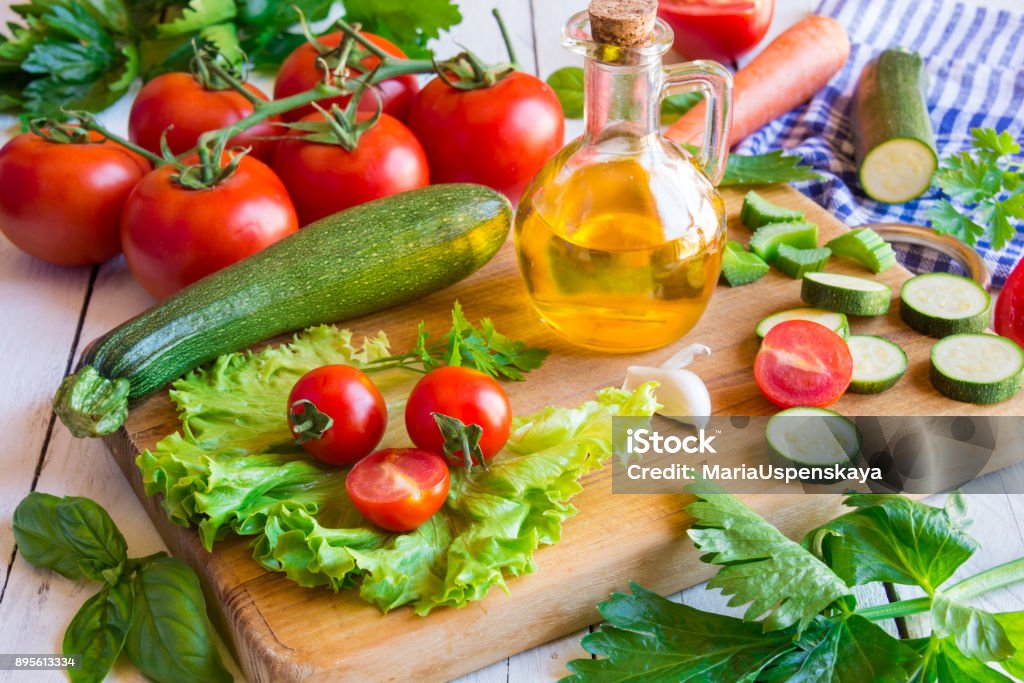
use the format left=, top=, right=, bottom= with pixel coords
left=199, top=55, right=263, bottom=108
left=492, top=8, right=520, bottom=70
left=64, top=112, right=165, bottom=165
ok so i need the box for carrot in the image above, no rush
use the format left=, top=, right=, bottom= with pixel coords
left=666, top=15, right=850, bottom=148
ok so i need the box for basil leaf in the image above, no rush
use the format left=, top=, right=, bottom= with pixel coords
left=64, top=581, right=134, bottom=683
left=546, top=66, right=584, bottom=119
left=994, top=612, right=1024, bottom=678
left=13, top=492, right=128, bottom=584
left=804, top=494, right=977, bottom=593
left=931, top=594, right=1013, bottom=662
left=125, top=556, right=232, bottom=683
left=660, top=91, right=702, bottom=125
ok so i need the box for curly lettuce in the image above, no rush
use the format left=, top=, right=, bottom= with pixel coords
left=137, top=325, right=657, bottom=615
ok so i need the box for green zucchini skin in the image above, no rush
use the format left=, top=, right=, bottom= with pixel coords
left=55, top=184, right=512, bottom=437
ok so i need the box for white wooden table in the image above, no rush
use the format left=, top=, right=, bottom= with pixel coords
left=1, top=1, right=1023, bottom=681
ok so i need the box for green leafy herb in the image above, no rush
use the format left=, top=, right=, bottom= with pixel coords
left=568, top=486, right=1024, bottom=682
left=137, top=323, right=657, bottom=614
left=369, top=302, right=549, bottom=380
left=0, top=0, right=463, bottom=117
left=12, top=493, right=231, bottom=683
left=660, top=91, right=703, bottom=125
left=547, top=66, right=584, bottom=119
left=929, top=127, right=1024, bottom=251
left=720, top=149, right=822, bottom=186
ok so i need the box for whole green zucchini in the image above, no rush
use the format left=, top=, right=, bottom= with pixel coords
left=55, top=184, right=512, bottom=438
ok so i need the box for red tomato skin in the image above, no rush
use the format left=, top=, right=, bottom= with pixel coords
left=754, top=320, right=853, bottom=409
left=288, top=365, right=387, bottom=465
left=0, top=131, right=149, bottom=266
left=346, top=448, right=451, bottom=532
left=996, top=260, right=1024, bottom=348
left=129, top=73, right=279, bottom=162
left=274, top=32, right=420, bottom=123
left=404, top=366, right=512, bottom=461
left=271, top=111, right=429, bottom=225
left=657, top=0, right=774, bottom=62
left=120, top=155, right=298, bottom=299
left=407, top=72, right=565, bottom=203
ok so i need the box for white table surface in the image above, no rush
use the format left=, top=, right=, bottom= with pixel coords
left=1, top=1, right=1023, bottom=681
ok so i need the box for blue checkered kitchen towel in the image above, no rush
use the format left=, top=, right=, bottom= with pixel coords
left=734, top=0, right=1024, bottom=288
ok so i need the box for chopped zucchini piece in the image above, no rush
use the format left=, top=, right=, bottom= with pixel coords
left=766, top=407, right=862, bottom=475
left=930, top=334, right=1024, bottom=404
left=749, top=221, right=819, bottom=263
left=848, top=335, right=907, bottom=393
left=720, top=240, right=769, bottom=287
left=775, top=244, right=832, bottom=279
left=756, top=307, right=849, bottom=339
left=900, top=273, right=991, bottom=337
left=826, top=228, right=897, bottom=273
left=740, top=190, right=805, bottom=229
left=801, top=272, right=892, bottom=316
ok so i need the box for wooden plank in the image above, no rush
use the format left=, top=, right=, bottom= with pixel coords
left=104, top=183, right=1024, bottom=683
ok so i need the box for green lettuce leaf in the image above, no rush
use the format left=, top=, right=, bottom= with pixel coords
left=138, top=325, right=657, bottom=615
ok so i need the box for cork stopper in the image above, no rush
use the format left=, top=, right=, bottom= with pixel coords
left=588, top=0, right=658, bottom=48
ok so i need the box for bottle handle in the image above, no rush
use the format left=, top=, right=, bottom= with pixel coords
left=661, top=60, right=733, bottom=185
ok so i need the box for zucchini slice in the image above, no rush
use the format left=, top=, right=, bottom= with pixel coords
left=740, top=191, right=805, bottom=229
left=766, top=407, right=862, bottom=474
left=853, top=49, right=938, bottom=203
left=801, top=272, right=892, bottom=316
left=749, top=221, right=819, bottom=263
left=775, top=245, right=832, bottom=279
left=756, top=307, right=849, bottom=340
left=826, top=228, right=897, bottom=273
left=847, top=335, right=907, bottom=393
left=721, top=240, right=769, bottom=287
left=900, top=273, right=991, bottom=337
left=930, top=334, right=1024, bottom=404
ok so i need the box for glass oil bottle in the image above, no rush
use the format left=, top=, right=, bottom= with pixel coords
left=514, top=0, right=733, bottom=353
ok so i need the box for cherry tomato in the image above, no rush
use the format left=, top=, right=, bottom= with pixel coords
left=658, top=0, right=774, bottom=63
left=996, top=259, right=1024, bottom=348
left=346, top=448, right=451, bottom=532
left=405, top=366, right=512, bottom=462
left=754, top=320, right=853, bottom=408
left=0, top=130, right=149, bottom=266
left=129, top=72, right=279, bottom=163
left=271, top=111, right=429, bottom=225
left=288, top=365, right=387, bottom=465
left=274, top=32, right=420, bottom=123
left=120, top=154, right=298, bottom=299
left=407, top=72, right=564, bottom=204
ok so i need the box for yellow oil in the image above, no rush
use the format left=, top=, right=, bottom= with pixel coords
left=515, top=155, right=725, bottom=353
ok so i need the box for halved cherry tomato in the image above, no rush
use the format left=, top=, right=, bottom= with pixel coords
left=754, top=319, right=852, bottom=408
left=404, top=366, right=512, bottom=462
left=288, top=365, right=387, bottom=465
left=274, top=31, right=419, bottom=123
left=345, top=448, right=451, bottom=532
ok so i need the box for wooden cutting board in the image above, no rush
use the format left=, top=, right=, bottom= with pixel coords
left=104, top=185, right=1024, bottom=682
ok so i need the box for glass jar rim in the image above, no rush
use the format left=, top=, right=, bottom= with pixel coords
left=562, top=10, right=674, bottom=65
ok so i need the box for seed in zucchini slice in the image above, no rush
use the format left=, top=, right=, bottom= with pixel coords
left=900, top=273, right=991, bottom=338
left=775, top=245, right=832, bottom=279
left=801, top=272, right=892, bottom=316
left=826, top=228, right=897, bottom=273
left=749, top=221, right=818, bottom=263
left=766, top=407, right=862, bottom=476
left=756, top=307, right=849, bottom=339
left=930, top=334, right=1024, bottom=404
left=740, top=191, right=805, bottom=229
left=848, top=335, right=907, bottom=393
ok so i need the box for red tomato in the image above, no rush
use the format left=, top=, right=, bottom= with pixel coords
left=996, top=259, right=1024, bottom=348
left=754, top=320, right=853, bottom=408
left=120, top=154, right=298, bottom=299
left=0, top=131, right=149, bottom=266
left=129, top=72, right=279, bottom=162
left=345, top=448, right=451, bottom=532
left=658, top=0, right=774, bottom=62
left=274, top=32, right=420, bottom=123
left=406, top=72, right=564, bottom=203
left=271, top=111, right=429, bottom=225
left=288, top=365, right=387, bottom=465
left=405, top=366, right=512, bottom=462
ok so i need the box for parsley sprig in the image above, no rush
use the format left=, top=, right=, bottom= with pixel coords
left=367, top=302, right=549, bottom=380
left=928, top=128, right=1024, bottom=251
left=566, top=483, right=1024, bottom=682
